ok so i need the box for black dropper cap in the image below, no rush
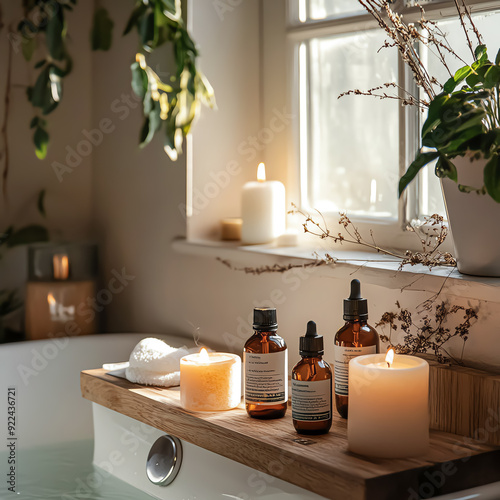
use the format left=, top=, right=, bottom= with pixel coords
left=343, top=279, right=368, bottom=321
left=300, top=321, right=324, bottom=356
left=253, top=307, right=278, bottom=331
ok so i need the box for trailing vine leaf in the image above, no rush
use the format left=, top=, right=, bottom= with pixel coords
left=131, top=61, right=148, bottom=98
left=37, top=189, right=46, bottom=217
left=0, top=290, right=22, bottom=317
left=19, top=0, right=75, bottom=159
left=33, top=125, right=49, bottom=160
left=91, top=7, right=114, bottom=51
left=4, top=225, right=49, bottom=248
left=21, top=34, right=36, bottom=61
left=124, top=0, right=215, bottom=160
left=46, top=8, right=64, bottom=60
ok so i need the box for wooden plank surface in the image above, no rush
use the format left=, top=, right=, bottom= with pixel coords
left=81, top=368, right=500, bottom=500
left=428, top=358, right=500, bottom=446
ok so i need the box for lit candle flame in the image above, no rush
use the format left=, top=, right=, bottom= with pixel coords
left=199, top=347, right=210, bottom=362
left=257, top=162, right=266, bottom=182
left=386, top=348, right=395, bottom=368
left=53, top=254, right=69, bottom=280
left=47, top=293, right=56, bottom=306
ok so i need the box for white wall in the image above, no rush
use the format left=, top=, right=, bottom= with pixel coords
left=1, top=1, right=499, bottom=374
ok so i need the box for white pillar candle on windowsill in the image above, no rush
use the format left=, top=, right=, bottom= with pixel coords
left=348, top=349, right=429, bottom=458
left=241, top=163, right=285, bottom=244
left=180, top=348, right=241, bottom=411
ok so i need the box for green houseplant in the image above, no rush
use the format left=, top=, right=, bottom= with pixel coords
left=357, top=0, right=500, bottom=276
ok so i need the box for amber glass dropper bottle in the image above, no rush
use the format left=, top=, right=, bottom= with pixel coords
left=244, top=307, right=288, bottom=419
left=334, top=279, right=379, bottom=419
left=292, top=321, right=332, bottom=435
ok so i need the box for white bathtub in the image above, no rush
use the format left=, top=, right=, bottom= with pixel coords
left=0, top=333, right=323, bottom=499
left=2, top=333, right=499, bottom=500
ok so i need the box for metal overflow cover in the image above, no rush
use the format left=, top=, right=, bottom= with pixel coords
left=146, top=435, right=183, bottom=486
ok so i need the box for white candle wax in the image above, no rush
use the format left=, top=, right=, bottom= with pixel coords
left=348, top=353, right=429, bottom=458
left=180, top=350, right=241, bottom=411
left=241, top=163, right=285, bottom=244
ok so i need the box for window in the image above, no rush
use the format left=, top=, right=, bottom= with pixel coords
left=288, top=0, right=500, bottom=246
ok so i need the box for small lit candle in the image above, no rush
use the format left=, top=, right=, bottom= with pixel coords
left=47, top=293, right=57, bottom=318
left=180, top=348, right=242, bottom=411
left=348, top=348, right=429, bottom=458
left=241, top=163, right=285, bottom=244
left=53, top=254, right=69, bottom=280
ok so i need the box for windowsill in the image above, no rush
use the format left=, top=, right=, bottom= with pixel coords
left=172, top=238, right=500, bottom=303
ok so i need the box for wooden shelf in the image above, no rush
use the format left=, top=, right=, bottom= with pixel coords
left=81, top=368, right=500, bottom=500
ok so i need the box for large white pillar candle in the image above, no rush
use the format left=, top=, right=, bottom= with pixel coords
left=348, top=350, right=429, bottom=458
left=180, top=348, right=242, bottom=411
left=241, top=163, right=285, bottom=244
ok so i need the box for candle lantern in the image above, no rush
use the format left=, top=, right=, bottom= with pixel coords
left=241, top=163, right=285, bottom=244
left=347, top=349, right=429, bottom=458
left=180, top=348, right=241, bottom=411
left=25, top=243, right=98, bottom=340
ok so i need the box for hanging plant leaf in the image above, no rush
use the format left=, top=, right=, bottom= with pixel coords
left=91, top=7, right=114, bottom=51
left=124, top=0, right=215, bottom=160
left=34, top=59, right=46, bottom=69
left=37, top=189, right=47, bottom=217
left=6, top=225, right=49, bottom=248
left=46, top=9, right=65, bottom=61
left=140, top=10, right=155, bottom=50
left=139, top=116, right=152, bottom=147
left=22, top=35, right=36, bottom=61
left=30, top=116, right=39, bottom=129
left=123, top=3, right=147, bottom=36
left=131, top=61, right=148, bottom=98
left=31, top=66, right=51, bottom=108
left=48, top=66, right=63, bottom=104
left=33, top=126, right=49, bottom=159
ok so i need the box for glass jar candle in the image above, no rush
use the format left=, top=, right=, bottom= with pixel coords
left=25, top=243, right=98, bottom=340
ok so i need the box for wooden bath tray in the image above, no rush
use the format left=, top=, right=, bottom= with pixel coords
left=81, top=368, right=500, bottom=500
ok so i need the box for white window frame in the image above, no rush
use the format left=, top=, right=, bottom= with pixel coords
left=285, top=0, right=499, bottom=251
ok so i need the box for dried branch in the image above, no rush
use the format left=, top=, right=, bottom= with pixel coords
left=453, top=0, right=475, bottom=58
left=289, top=203, right=456, bottom=270
left=377, top=300, right=478, bottom=365
left=461, top=0, right=483, bottom=46
left=216, top=256, right=335, bottom=275
left=344, top=0, right=484, bottom=107
left=339, top=82, right=428, bottom=107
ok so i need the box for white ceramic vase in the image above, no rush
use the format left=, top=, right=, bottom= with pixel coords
left=441, top=155, right=500, bottom=277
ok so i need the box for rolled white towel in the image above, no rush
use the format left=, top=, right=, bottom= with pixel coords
left=125, top=337, right=190, bottom=387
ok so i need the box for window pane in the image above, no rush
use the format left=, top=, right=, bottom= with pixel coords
left=303, top=30, right=399, bottom=218
left=290, top=0, right=364, bottom=23
left=309, top=0, right=364, bottom=20
left=419, top=10, right=500, bottom=217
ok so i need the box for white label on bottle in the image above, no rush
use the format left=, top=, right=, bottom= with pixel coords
left=244, top=350, right=288, bottom=405
left=334, top=345, right=377, bottom=396
left=292, top=379, right=332, bottom=422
